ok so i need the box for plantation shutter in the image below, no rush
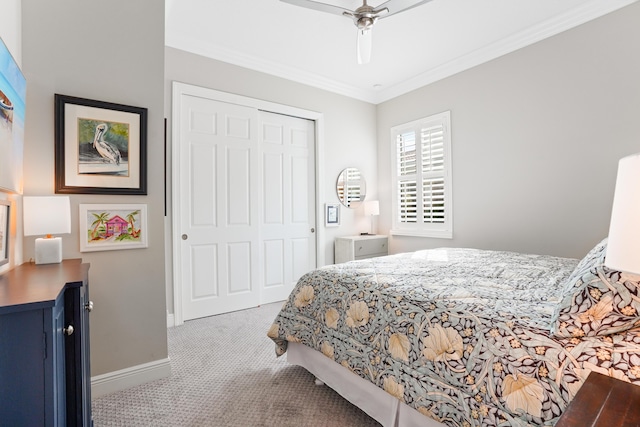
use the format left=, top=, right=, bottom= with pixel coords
left=397, top=130, right=417, bottom=223
left=421, top=124, right=445, bottom=224
left=391, top=111, right=452, bottom=238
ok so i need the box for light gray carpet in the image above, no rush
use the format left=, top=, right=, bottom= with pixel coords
left=92, top=302, right=381, bottom=426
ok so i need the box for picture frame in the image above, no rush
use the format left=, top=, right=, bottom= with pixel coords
left=79, top=204, right=148, bottom=252
left=55, top=94, right=147, bottom=195
left=0, top=200, right=10, bottom=266
left=325, top=203, right=340, bottom=227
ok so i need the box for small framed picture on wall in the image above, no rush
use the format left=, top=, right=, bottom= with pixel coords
left=0, top=199, right=9, bottom=266
left=325, top=203, right=340, bottom=227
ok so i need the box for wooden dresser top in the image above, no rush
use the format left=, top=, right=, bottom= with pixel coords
left=0, top=259, right=89, bottom=314
left=556, top=371, right=640, bottom=427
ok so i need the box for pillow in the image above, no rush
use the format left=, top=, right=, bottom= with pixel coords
left=550, top=238, right=640, bottom=338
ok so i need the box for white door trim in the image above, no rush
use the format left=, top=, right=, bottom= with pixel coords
left=171, top=81, right=325, bottom=326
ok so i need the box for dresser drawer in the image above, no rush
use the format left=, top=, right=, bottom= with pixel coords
left=354, top=238, right=387, bottom=258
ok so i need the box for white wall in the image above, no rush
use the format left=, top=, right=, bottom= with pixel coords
left=376, top=2, right=640, bottom=259
left=0, top=0, right=21, bottom=63
left=164, top=47, right=378, bottom=316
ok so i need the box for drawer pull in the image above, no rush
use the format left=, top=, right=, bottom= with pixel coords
left=64, top=325, right=74, bottom=336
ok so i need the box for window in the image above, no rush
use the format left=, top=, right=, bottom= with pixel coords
left=391, top=111, right=452, bottom=238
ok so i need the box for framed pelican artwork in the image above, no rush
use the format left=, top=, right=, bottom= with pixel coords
left=54, top=94, right=147, bottom=194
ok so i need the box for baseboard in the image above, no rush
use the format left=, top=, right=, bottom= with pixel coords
left=167, top=312, right=175, bottom=328
left=91, top=357, right=171, bottom=398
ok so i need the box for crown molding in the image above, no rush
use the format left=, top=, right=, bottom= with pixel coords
left=165, top=33, right=379, bottom=104
left=166, top=0, right=638, bottom=105
left=373, top=0, right=639, bottom=103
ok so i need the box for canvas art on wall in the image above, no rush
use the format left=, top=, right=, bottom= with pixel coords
left=0, top=37, right=26, bottom=194
left=79, top=204, right=148, bottom=252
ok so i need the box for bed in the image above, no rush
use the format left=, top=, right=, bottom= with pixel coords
left=268, top=238, right=640, bottom=426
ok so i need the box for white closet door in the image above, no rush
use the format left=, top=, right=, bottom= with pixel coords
left=178, top=94, right=260, bottom=321
left=259, top=111, right=316, bottom=304
left=174, top=86, right=318, bottom=323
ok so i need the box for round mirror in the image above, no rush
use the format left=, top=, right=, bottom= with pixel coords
left=336, top=167, right=366, bottom=208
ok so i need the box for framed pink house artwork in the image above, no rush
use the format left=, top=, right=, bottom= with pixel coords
left=79, top=204, right=148, bottom=252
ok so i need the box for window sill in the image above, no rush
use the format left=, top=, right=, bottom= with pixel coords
left=390, top=229, right=453, bottom=239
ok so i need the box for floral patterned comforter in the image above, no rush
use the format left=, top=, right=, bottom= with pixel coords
left=268, top=248, right=640, bottom=427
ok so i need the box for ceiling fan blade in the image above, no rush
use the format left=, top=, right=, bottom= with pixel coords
left=376, top=0, right=434, bottom=18
left=279, top=0, right=352, bottom=17
left=357, top=28, right=372, bottom=65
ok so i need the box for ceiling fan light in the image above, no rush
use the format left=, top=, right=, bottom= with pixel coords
left=357, top=28, right=372, bottom=64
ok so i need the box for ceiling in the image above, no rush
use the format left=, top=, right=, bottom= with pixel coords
left=165, top=0, right=636, bottom=104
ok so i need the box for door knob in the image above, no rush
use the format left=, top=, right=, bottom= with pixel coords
left=85, top=301, right=94, bottom=312
left=310, top=228, right=315, bottom=233
left=64, top=325, right=74, bottom=336
left=182, top=234, right=188, bottom=240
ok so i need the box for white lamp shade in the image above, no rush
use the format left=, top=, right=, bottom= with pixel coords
left=605, top=153, right=640, bottom=274
left=364, top=200, right=380, bottom=216
left=23, top=196, right=71, bottom=236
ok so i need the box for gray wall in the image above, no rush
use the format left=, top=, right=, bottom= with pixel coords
left=376, top=2, right=640, bottom=259
left=165, top=47, right=378, bottom=315
left=22, top=0, right=167, bottom=376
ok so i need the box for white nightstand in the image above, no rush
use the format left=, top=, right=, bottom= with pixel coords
left=335, top=235, right=388, bottom=263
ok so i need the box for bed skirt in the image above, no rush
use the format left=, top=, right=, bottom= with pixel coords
left=287, top=342, right=445, bottom=427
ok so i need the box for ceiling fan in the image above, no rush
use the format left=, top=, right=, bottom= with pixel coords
left=280, top=0, right=433, bottom=64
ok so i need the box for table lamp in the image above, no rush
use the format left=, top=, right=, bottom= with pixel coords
left=23, top=196, right=71, bottom=265
left=364, top=200, right=379, bottom=235
left=605, top=153, right=640, bottom=274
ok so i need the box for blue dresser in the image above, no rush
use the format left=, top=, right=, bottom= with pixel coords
left=0, top=259, right=92, bottom=426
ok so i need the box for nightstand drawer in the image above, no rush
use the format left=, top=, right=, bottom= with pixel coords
left=354, top=238, right=387, bottom=258
left=335, top=235, right=388, bottom=263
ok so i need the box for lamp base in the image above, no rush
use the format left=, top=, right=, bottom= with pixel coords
left=35, top=237, right=63, bottom=265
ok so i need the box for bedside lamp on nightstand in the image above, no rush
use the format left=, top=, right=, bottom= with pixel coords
left=606, top=153, right=640, bottom=275
left=23, top=196, right=71, bottom=265
left=363, top=200, right=379, bottom=235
